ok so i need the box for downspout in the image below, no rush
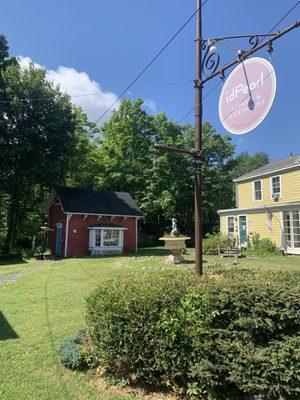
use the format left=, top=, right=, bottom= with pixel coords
left=64, top=214, right=72, bottom=258
left=135, top=218, right=138, bottom=253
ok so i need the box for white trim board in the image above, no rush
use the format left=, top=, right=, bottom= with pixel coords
left=65, top=211, right=141, bottom=219
left=233, top=164, right=300, bottom=183
left=218, top=202, right=300, bottom=215
left=88, top=226, right=127, bottom=230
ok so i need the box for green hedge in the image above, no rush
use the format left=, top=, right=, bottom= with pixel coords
left=85, top=270, right=300, bottom=399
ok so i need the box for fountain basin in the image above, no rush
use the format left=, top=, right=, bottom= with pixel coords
left=159, top=236, right=190, bottom=249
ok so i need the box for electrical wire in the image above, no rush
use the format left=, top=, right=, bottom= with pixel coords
left=266, top=0, right=300, bottom=34
left=90, top=1, right=209, bottom=126
left=179, top=79, right=222, bottom=123
left=0, top=79, right=193, bottom=104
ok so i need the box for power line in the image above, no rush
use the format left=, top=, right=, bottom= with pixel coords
left=267, top=0, right=300, bottom=33
left=91, top=1, right=209, bottom=126
left=179, top=79, right=222, bottom=123
left=0, top=79, right=193, bottom=104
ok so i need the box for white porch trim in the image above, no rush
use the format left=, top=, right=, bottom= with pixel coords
left=64, top=213, right=72, bottom=258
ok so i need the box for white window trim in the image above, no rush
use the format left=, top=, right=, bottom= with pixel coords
left=88, top=227, right=127, bottom=251
left=270, top=175, right=282, bottom=199
left=252, top=179, right=263, bottom=202
left=227, top=216, right=235, bottom=238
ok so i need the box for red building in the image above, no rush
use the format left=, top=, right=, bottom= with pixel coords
left=47, top=185, right=142, bottom=257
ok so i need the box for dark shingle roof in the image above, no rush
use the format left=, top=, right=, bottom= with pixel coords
left=234, top=154, right=300, bottom=182
left=55, top=187, right=142, bottom=217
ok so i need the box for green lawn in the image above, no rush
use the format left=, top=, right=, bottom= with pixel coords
left=0, top=248, right=300, bottom=400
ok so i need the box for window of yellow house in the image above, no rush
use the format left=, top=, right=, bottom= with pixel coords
left=253, top=180, right=262, bottom=201
left=227, top=216, right=235, bottom=237
left=271, top=176, right=281, bottom=199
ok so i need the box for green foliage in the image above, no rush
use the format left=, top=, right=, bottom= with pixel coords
left=137, top=233, right=158, bottom=248
left=173, top=247, right=188, bottom=256
left=98, top=100, right=235, bottom=237
left=86, top=270, right=300, bottom=399
left=202, top=233, right=233, bottom=255
left=247, top=233, right=279, bottom=256
left=0, top=37, right=98, bottom=254
left=233, top=151, right=269, bottom=179
left=59, top=329, right=88, bottom=370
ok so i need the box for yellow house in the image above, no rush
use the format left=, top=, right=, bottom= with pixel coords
left=218, top=154, right=300, bottom=254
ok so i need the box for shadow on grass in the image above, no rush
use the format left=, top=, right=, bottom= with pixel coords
left=0, top=257, right=28, bottom=267
left=0, top=312, right=19, bottom=340
left=135, top=248, right=172, bottom=257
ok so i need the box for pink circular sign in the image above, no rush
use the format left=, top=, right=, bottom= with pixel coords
left=219, top=57, right=276, bottom=135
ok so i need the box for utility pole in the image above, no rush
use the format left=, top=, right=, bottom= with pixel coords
left=194, top=0, right=203, bottom=275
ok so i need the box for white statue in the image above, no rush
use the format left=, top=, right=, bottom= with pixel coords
left=171, top=218, right=179, bottom=237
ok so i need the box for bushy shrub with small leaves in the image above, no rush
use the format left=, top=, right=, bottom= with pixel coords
left=86, top=270, right=300, bottom=399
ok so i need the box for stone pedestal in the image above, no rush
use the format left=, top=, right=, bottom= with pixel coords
left=159, top=236, right=190, bottom=264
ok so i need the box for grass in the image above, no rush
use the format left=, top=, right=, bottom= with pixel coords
left=0, top=248, right=300, bottom=400
left=0, top=257, right=35, bottom=277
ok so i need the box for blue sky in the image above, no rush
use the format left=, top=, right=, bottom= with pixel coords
left=1, top=0, right=300, bottom=160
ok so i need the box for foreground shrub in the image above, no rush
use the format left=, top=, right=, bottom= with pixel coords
left=59, top=329, right=88, bottom=370
left=86, top=270, right=300, bottom=399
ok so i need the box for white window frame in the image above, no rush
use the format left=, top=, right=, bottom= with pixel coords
left=281, top=209, right=300, bottom=254
left=102, top=229, right=122, bottom=248
left=253, top=179, right=263, bottom=201
left=88, top=227, right=127, bottom=255
left=227, top=216, right=235, bottom=237
left=270, top=175, right=282, bottom=199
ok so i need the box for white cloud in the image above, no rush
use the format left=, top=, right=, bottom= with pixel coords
left=18, top=56, right=119, bottom=123
left=143, top=99, right=157, bottom=114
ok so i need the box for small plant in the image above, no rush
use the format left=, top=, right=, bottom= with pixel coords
left=202, top=233, right=234, bottom=255
left=247, top=233, right=279, bottom=256
left=173, top=247, right=188, bottom=256
left=59, top=329, right=88, bottom=370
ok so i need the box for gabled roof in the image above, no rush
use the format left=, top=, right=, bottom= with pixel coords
left=234, top=154, right=300, bottom=183
left=55, top=187, right=142, bottom=217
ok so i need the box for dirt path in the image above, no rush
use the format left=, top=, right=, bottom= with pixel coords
left=0, top=260, right=53, bottom=287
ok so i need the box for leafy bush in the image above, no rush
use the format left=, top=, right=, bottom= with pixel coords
left=59, top=329, right=88, bottom=370
left=202, top=233, right=233, bottom=255
left=138, top=233, right=158, bottom=248
left=86, top=270, right=300, bottom=399
left=247, top=233, right=279, bottom=256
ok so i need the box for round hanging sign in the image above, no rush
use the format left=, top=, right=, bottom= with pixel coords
left=219, top=57, right=276, bottom=135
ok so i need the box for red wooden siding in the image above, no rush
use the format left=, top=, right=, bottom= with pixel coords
left=48, top=203, right=137, bottom=257
left=67, top=215, right=137, bottom=257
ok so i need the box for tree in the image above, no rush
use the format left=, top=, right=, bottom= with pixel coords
left=0, top=38, right=96, bottom=254
left=98, top=99, right=235, bottom=238
left=65, top=107, right=101, bottom=188
left=233, top=151, right=269, bottom=179
left=98, top=99, right=154, bottom=198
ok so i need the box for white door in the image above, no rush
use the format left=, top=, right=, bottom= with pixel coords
left=283, top=210, right=300, bottom=254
